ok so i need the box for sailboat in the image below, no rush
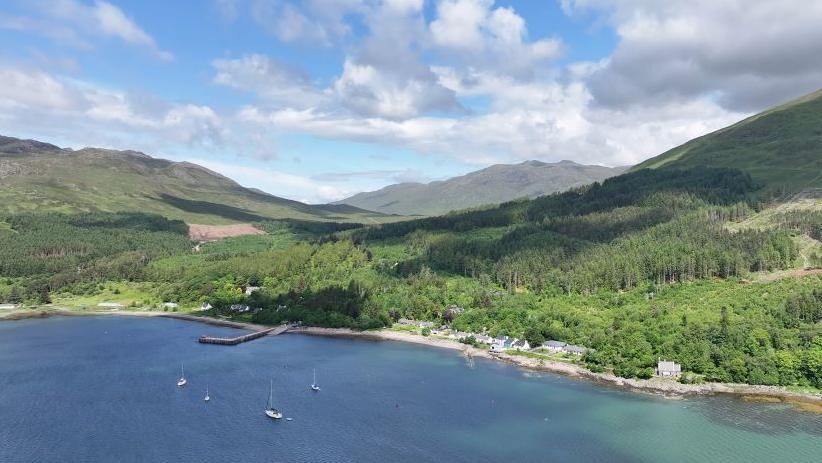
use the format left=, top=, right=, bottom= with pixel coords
left=177, top=363, right=187, bottom=387
left=204, top=385, right=210, bottom=402
left=265, top=380, right=282, bottom=419
left=310, top=368, right=320, bottom=392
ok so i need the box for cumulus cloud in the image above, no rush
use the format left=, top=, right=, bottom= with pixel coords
left=0, top=0, right=173, bottom=60
left=563, top=0, right=822, bottom=111
left=0, top=64, right=222, bottom=150
left=430, top=0, right=563, bottom=78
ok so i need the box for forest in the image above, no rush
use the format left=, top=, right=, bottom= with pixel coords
left=0, top=166, right=820, bottom=389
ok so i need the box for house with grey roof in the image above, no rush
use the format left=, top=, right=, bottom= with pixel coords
left=542, top=340, right=567, bottom=352
left=656, top=360, right=682, bottom=377
left=564, top=345, right=589, bottom=355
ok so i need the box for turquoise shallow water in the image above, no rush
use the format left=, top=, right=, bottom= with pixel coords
left=0, top=316, right=820, bottom=462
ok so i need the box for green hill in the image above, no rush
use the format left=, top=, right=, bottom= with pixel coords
left=0, top=135, right=392, bottom=225
left=632, top=89, right=822, bottom=196
left=337, top=160, right=626, bottom=216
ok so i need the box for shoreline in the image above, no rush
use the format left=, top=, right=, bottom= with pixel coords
left=288, top=326, right=822, bottom=412
left=3, top=309, right=820, bottom=411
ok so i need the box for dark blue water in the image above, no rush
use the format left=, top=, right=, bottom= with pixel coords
left=0, top=317, right=820, bottom=462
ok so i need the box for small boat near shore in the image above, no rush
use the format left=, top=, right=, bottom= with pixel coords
left=265, top=380, right=282, bottom=419
left=177, top=363, right=187, bottom=387
left=311, top=368, right=320, bottom=392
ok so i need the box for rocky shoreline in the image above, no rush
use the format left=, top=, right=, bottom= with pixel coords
left=289, top=326, right=822, bottom=412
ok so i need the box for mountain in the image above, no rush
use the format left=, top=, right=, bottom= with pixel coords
left=336, top=160, right=627, bottom=216
left=0, top=135, right=390, bottom=225
left=633, top=89, right=822, bottom=196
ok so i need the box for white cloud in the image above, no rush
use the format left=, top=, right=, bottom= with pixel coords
left=212, top=54, right=327, bottom=108
left=563, top=0, right=822, bottom=111
left=430, top=0, right=563, bottom=78
left=1, top=0, right=173, bottom=60
left=190, top=159, right=357, bottom=203
left=0, top=64, right=223, bottom=150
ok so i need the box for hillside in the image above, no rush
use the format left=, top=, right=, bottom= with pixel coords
left=0, top=135, right=391, bottom=225
left=336, top=160, right=626, bottom=216
left=633, top=89, right=822, bottom=196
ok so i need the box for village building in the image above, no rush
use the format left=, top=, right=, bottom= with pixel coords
left=397, top=318, right=415, bottom=325
left=656, top=360, right=682, bottom=377
left=229, top=304, right=251, bottom=313
left=417, top=321, right=435, bottom=329
left=542, top=340, right=567, bottom=352
left=512, top=339, right=530, bottom=350
left=162, top=302, right=178, bottom=309
left=244, top=286, right=261, bottom=296
left=197, top=303, right=213, bottom=311
left=474, top=334, right=493, bottom=345
left=564, top=345, right=589, bottom=355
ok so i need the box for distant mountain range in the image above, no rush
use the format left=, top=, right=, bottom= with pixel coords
left=634, top=89, right=822, bottom=197
left=336, top=160, right=627, bottom=216
left=0, top=136, right=389, bottom=225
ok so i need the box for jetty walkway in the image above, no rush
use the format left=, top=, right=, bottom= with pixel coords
left=198, top=324, right=290, bottom=345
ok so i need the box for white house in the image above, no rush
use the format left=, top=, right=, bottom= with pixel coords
left=512, top=339, right=530, bottom=350
left=542, top=340, right=567, bottom=352
left=163, top=302, right=178, bottom=309
left=244, top=286, right=261, bottom=296
left=656, top=360, right=682, bottom=377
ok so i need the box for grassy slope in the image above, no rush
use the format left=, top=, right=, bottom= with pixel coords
left=633, top=89, right=822, bottom=196
left=0, top=140, right=397, bottom=225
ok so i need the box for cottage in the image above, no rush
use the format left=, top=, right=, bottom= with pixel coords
left=197, top=302, right=213, bottom=311
left=163, top=302, right=178, bottom=309
left=542, top=340, right=567, bottom=352
left=417, top=321, right=435, bottom=329
left=512, top=339, right=530, bottom=350
left=397, top=318, right=415, bottom=325
left=229, top=304, right=251, bottom=313
left=490, top=344, right=507, bottom=352
left=656, top=360, right=682, bottom=377
left=244, top=286, right=261, bottom=296
left=474, top=334, right=493, bottom=345
left=0, top=303, right=19, bottom=310
left=564, top=345, right=588, bottom=355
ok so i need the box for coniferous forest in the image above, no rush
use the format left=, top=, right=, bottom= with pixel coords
left=1, top=167, right=820, bottom=388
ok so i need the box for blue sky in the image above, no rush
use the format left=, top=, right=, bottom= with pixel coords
left=1, top=1, right=821, bottom=202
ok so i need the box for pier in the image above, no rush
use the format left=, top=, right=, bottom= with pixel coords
left=198, top=324, right=290, bottom=345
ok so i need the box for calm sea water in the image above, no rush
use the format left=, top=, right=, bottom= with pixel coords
left=0, top=317, right=820, bottom=463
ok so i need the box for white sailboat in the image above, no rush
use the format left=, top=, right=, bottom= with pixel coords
left=204, top=385, right=210, bottom=402
left=311, top=368, right=320, bottom=392
left=265, top=380, right=282, bottom=419
left=177, top=363, right=187, bottom=387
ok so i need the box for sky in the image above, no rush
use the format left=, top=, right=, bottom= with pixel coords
left=1, top=1, right=821, bottom=203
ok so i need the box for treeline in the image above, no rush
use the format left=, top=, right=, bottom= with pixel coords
left=0, top=213, right=190, bottom=302
left=354, top=167, right=759, bottom=241
left=774, top=211, right=822, bottom=240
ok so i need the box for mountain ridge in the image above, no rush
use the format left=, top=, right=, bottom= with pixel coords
left=336, top=160, right=627, bottom=216
left=0, top=135, right=392, bottom=225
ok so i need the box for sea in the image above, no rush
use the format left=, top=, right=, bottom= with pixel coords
left=0, top=316, right=819, bottom=462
